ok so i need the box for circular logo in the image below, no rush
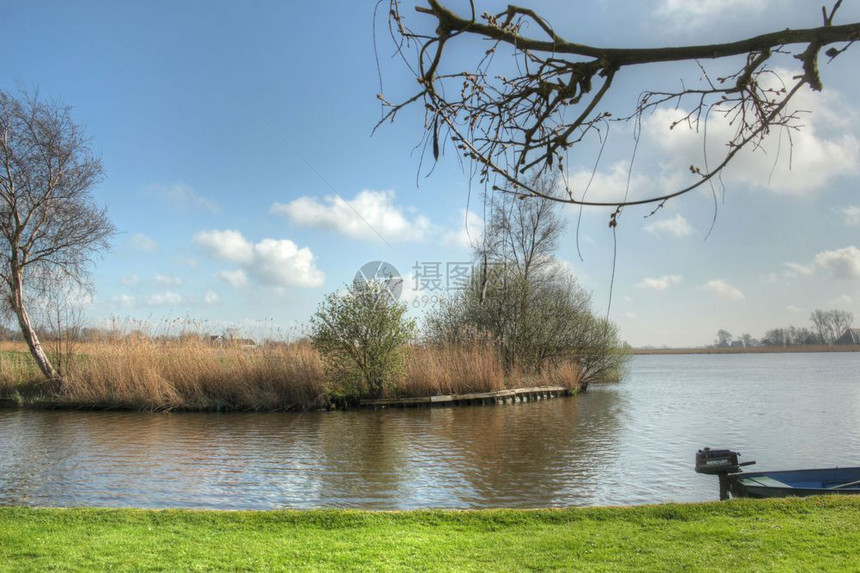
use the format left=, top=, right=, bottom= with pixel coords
left=354, top=260, right=403, bottom=301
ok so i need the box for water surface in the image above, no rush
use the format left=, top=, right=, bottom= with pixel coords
left=1, top=352, right=857, bottom=509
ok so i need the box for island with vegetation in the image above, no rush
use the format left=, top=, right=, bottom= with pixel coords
left=0, top=94, right=626, bottom=411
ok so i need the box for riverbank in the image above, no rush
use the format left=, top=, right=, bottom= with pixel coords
left=0, top=339, right=587, bottom=412
left=1, top=498, right=858, bottom=570
left=633, top=344, right=860, bottom=355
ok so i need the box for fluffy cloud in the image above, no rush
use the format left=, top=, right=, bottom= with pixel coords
left=700, top=279, right=745, bottom=301
left=442, top=209, right=484, bottom=248
left=194, top=230, right=254, bottom=263
left=637, top=275, right=682, bottom=290
left=831, top=294, right=853, bottom=306
left=643, top=78, right=859, bottom=195
left=841, top=206, right=860, bottom=226
left=785, top=246, right=860, bottom=280
left=197, top=229, right=325, bottom=289
left=643, top=214, right=693, bottom=238
left=203, top=291, right=220, bottom=305
left=146, top=292, right=182, bottom=306
left=813, top=246, right=860, bottom=279
left=566, top=160, right=667, bottom=205
left=145, top=182, right=219, bottom=214
left=270, top=189, right=431, bottom=243
left=251, top=239, right=325, bottom=288
left=128, top=233, right=158, bottom=253
left=655, top=0, right=771, bottom=28
left=783, top=262, right=815, bottom=277
left=111, top=294, right=136, bottom=307
left=217, top=269, right=249, bottom=288
left=155, top=274, right=183, bottom=286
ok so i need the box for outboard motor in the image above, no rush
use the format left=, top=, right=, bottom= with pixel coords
left=695, top=447, right=755, bottom=499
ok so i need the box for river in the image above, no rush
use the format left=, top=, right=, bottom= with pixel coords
left=1, top=352, right=858, bottom=509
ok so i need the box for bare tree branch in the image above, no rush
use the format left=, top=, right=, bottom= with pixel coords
left=382, top=0, right=860, bottom=208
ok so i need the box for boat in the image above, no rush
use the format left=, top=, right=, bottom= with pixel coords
left=695, top=448, right=860, bottom=500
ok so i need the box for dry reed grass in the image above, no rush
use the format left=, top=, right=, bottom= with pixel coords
left=403, top=343, right=506, bottom=397
left=0, top=338, right=585, bottom=410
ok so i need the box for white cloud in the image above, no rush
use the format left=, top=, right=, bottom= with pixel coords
left=831, top=294, right=853, bottom=307
left=250, top=239, right=325, bottom=288
left=120, top=273, right=139, bottom=286
left=146, top=292, right=182, bottom=306
left=655, top=0, right=770, bottom=29
left=442, top=209, right=484, bottom=248
left=203, top=291, right=220, bottom=304
left=644, top=214, right=693, bottom=238
left=786, top=305, right=802, bottom=313
left=567, top=160, right=660, bottom=205
left=700, top=279, right=745, bottom=301
left=145, top=182, right=219, bottom=214
left=177, top=257, right=199, bottom=268
left=783, top=262, right=814, bottom=277
left=111, top=294, right=136, bottom=307
left=270, top=189, right=431, bottom=243
left=217, top=269, right=249, bottom=288
left=636, top=274, right=682, bottom=291
left=155, top=274, right=183, bottom=286
left=841, top=206, right=860, bottom=226
left=128, top=233, right=158, bottom=253
left=785, top=246, right=860, bottom=280
left=643, top=78, right=860, bottom=195
left=194, top=229, right=254, bottom=263
left=199, top=230, right=325, bottom=289
left=813, top=246, right=860, bottom=279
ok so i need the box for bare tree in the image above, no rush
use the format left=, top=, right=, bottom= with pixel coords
left=425, top=181, right=626, bottom=381
left=0, top=91, right=115, bottom=381
left=715, top=329, right=733, bottom=347
left=810, top=308, right=854, bottom=344
left=382, top=1, right=859, bottom=213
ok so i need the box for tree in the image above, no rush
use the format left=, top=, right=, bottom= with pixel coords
left=810, top=309, right=854, bottom=344
left=715, top=329, right=733, bottom=347
left=383, top=1, right=859, bottom=212
left=311, top=279, right=415, bottom=398
left=425, top=184, right=627, bottom=384
left=0, top=91, right=114, bottom=381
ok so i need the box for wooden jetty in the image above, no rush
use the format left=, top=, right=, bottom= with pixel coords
left=359, top=386, right=571, bottom=409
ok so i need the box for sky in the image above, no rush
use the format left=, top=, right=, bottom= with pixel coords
left=3, top=0, right=859, bottom=347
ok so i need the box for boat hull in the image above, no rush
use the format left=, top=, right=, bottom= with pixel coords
left=727, top=467, right=860, bottom=499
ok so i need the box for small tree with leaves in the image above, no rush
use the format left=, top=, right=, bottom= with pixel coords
left=311, top=279, right=415, bottom=398
left=0, top=91, right=114, bottom=381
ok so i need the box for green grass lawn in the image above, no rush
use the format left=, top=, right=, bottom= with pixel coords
left=1, top=497, right=859, bottom=571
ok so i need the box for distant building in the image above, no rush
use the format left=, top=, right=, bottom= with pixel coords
left=835, top=328, right=860, bottom=345
left=207, top=334, right=257, bottom=348
left=730, top=340, right=745, bottom=348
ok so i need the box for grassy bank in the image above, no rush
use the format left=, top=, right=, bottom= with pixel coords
left=1, top=498, right=858, bottom=570
left=0, top=339, right=585, bottom=411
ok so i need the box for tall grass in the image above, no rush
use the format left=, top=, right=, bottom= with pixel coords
left=403, top=343, right=506, bottom=397
left=0, top=338, right=586, bottom=411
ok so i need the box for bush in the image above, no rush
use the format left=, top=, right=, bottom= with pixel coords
left=311, top=280, right=415, bottom=398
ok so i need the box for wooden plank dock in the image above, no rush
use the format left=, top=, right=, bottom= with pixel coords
left=359, top=386, right=571, bottom=409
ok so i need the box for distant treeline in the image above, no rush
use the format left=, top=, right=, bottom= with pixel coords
left=716, top=309, right=854, bottom=347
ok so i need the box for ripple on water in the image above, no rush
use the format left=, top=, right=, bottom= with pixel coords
left=1, top=352, right=858, bottom=508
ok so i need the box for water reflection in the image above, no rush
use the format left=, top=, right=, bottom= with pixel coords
left=0, top=392, right=622, bottom=509
left=1, top=352, right=857, bottom=509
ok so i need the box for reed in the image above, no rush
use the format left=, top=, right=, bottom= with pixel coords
left=0, top=337, right=586, bottom=411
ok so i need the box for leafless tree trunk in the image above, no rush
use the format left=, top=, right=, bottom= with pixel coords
left=0, top=91, right=114, bottom=382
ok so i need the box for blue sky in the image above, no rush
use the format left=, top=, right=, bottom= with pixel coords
left=4, top=0, right=860, bottom=347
